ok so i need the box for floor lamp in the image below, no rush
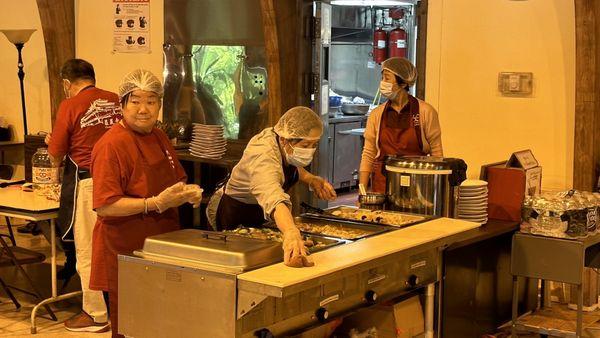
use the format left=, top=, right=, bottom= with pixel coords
left=1, top=29, right=36, bottom=136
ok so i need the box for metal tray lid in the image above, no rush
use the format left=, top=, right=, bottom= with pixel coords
left=138, top=229, right=283, bottom=271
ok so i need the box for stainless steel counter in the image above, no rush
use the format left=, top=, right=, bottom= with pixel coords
left=118, top=217, right=480, bottom=337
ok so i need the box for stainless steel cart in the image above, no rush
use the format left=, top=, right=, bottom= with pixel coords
left=511, top=232, right=600, bottom=337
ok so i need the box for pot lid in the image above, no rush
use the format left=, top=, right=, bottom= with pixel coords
left=137, top=229, right=283, bottom=272
left=385, top=156, right=451, bottom=171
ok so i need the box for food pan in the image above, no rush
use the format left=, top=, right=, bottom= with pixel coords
left=278, top=215, right=394, bottom=240
left=303, top=205, right=431, bottom=228
left=226, top=226, right=345, bottom=253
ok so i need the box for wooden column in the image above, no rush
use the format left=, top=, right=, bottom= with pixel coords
left=36, top=0, right=75, bottom=126
left=574, top=0, right=600, bottom=190
left=260, top=0, right=310, bottom=127
left=415, top=0, right=428, bottom=100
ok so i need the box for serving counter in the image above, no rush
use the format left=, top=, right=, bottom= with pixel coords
left=118, top=217, right=480, bottom=337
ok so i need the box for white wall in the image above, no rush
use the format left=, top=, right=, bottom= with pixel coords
left=0, top=0, right=51, bottom=142
left=426, top=0, right=576, bottom=190
left=75, top=0, right=164, bottom=105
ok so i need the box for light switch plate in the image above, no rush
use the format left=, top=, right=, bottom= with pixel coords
left=498, top=72, right=533, bottom=96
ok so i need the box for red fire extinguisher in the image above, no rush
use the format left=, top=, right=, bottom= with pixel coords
left=373, top=27, right=387, bottom=64
left=388, top=27, right=407, bottom=58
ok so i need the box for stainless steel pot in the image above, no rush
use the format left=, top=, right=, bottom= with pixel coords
left=385, top=156, right=452, bottom=217
left=341, top=103, right=370, bottom=115
left=358, top=193, right=386, bottom=210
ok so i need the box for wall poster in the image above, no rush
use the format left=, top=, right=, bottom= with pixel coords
left=113, top=0, right=150, bottom=53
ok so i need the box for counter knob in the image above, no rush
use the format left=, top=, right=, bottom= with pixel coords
left=406, top=275, right=420, bottom=287
left=315, top=307, right=329, bottom=322
left=365, top=290, right=378, bottom=303
left=254, top=328, right=274, bottom=338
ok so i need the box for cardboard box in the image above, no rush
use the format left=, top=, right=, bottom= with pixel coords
left=481, top=150, right=542, bottom=222
left=336, top=296, right=424, bottom=338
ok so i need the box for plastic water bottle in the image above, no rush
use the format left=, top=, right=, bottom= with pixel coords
left=31, top=148, right=59, bottom=193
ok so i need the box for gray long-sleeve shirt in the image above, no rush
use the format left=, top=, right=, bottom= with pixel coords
left=224, top=128, right=292, bottom=220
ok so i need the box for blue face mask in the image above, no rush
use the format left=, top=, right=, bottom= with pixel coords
left=286, top=144, right=316, bottom=167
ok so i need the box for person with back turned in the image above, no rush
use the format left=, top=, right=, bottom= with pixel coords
left=47, top=58, right=122, bottom=333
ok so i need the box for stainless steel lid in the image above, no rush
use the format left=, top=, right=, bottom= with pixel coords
left=137, top=229, right=283, bottom=271
left=385, top=156, right=452, bottom=174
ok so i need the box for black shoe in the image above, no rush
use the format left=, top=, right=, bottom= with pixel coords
left=17, top=222, right=41, bottom=235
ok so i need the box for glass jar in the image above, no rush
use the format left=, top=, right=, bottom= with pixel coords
left=31, top=148, right=60, bottom=193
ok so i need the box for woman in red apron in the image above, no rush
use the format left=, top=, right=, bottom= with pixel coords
left=359, top=57, right=444, bottom=193
left=90, top=69, right=202, bottom=338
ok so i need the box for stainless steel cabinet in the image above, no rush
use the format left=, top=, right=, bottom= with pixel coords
left=331, top=121, right=361, bottom=189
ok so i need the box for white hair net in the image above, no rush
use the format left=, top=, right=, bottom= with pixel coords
left=274, top=106, right=323, bottom=141
left=382, top=57, right=417, bottom=86
left=118, top=69, right=164, bottom=99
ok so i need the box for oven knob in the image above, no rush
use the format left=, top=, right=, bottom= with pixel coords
left=254, top=328, right=274, bottom=338
left=315, top=307, right=329, bottom=322
left=407, top=275, right=420, bottom=287
left=365, top=290, right=378, bottom=303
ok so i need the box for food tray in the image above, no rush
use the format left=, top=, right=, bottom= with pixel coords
left=279, top=215, right=394, bottom=240
left=303, top=205, right=431, bottom=228
left=225, top=226, right=345, bottom=253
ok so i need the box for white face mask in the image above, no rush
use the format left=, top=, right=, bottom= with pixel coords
left=286, top=144, right=316, bottom=167
left=379, top=81, right=400, bottom=100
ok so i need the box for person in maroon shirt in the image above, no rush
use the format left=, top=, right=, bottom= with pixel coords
left=47, top=59, right=121, bottom=333
left=90, top=69, right=202, bottom=338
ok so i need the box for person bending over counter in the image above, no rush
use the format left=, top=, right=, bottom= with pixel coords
left=359, top=57, right=443, bottom=193
left=90, top=69, right=202, bottom=338
left=207, top=106, right=336, bottom=268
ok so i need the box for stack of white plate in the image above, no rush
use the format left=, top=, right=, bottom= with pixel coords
left=190, top=123, right=226, bottom=159
left=457, top=179, right=488, bottom=224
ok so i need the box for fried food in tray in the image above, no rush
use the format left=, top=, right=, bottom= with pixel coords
left=325, top=206, right=426, bottom=227
left=225, top=226, right=341, bottom=251
left=294, top=221, right=373, bottom=240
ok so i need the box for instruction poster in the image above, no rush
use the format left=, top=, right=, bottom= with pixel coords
left=113, top=0, right=150, bottom=53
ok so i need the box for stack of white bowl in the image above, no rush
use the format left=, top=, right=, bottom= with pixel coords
left=456, top=179, right=488, bottom=224
left=190, top=123, right=226, bottom=159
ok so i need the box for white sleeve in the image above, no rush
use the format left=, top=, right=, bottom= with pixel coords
left=248, top=152, right=292, bottom=221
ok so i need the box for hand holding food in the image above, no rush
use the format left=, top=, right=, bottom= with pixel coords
left=183, top=184, right=203, bottom=208
left=152, top=182, right=198, bottom=213
left=309, top=176, right=337, bottom=201
left=282, top=229, right=313, bottom=267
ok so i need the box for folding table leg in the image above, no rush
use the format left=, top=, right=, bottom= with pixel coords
left=0, top=237, right=57, bottom=321
left=4, top=217, right=16, bottom=246
left=0, top=277, right=20, bottom=309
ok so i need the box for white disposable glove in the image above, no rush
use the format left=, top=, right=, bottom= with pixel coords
left=152, top=182, right=198, bottom=213
left=282, top=230, right=314, bottom=268
left=308, top=176, right=337, bottom=201
left=183, top=184, right=203, bottom=208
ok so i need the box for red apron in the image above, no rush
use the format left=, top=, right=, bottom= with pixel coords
left=372, top=95, right=426, bottom=193
left=93, top=127, right=181, bottom=337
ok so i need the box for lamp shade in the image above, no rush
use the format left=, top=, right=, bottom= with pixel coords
left=1, top=29, right=36, bottom=44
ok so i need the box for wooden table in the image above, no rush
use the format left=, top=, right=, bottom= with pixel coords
left=0, top=187, right=82, bottom=334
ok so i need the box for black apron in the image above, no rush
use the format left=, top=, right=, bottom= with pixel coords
left=215, top=163, right=299, bottom=231
left=56, top=156, right=91, bottom=241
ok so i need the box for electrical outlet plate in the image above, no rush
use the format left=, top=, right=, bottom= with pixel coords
left=498, top=72, right=533, bottom=96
